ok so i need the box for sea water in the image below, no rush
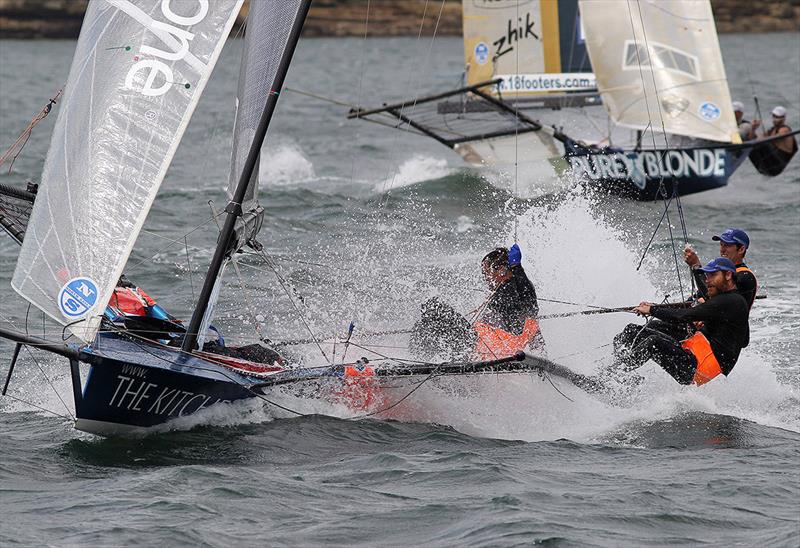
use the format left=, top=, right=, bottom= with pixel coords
left=0, top=33, right=798, bottom=546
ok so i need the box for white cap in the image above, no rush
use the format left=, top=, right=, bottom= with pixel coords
left=772, top=105, right=787, bottom=117
left=732, top=101, right=744, bottom=112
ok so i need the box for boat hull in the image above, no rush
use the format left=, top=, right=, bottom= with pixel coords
left=563, top=143, right=751, bottom=200
left=73, top=335, right=258, bottom=435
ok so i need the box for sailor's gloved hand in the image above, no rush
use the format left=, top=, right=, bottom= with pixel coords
left=508, top=243, right=522, bottom=267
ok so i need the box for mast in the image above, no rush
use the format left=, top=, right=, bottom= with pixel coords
left=183, top=0, right=313, bottom=352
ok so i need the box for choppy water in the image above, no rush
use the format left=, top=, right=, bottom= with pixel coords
left=1, top=32, right=799, bottom=546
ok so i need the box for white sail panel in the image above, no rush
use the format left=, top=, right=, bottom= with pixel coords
left=579, top=0, right=738, bottom=143
left=463, top=0, right=594, bottom=96
left=12, top=0, right=244, bottom=342
left=227, top=0, right=304, bottom=210
left=463, top=0, right=546, bottom=95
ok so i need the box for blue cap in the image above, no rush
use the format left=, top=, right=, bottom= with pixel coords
left=712, top=228, right=749, bottom=248
left=698, top=257, right=737, bottom=273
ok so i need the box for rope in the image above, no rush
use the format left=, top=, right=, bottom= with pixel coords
left=0, top=89, right=63, bottom=173
left=256, top=248, right=330, bottom=364
left=625, top=0, right=691, bottom=299
left=284, top=87, right=358, bottom=109
left=1, top=313, right=74, bottom=420
left=1, top=393, right=72, bottom=420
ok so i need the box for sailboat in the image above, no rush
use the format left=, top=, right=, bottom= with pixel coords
left=350, top=0, right=795, bottom=201
left=0, top=0, right=594, bottom=436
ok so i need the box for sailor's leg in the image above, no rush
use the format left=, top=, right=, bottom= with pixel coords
left=613, top=324, right=659, bottom=363
left=647, top=319, right=691, bottom=340
left=644, top=335, right=697, bottom=385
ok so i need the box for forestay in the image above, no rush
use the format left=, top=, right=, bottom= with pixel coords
left=579, top=0, right=739, bottom=143
left=463, top=0, right=594, bottom=96
left=12, top=0, right=244, bottom=342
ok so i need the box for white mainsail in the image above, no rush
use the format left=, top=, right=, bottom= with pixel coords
left=579, top=0, right=739, bottom=143
left=12, top=0, right=244, bottom=342
left=196, top=0, right=305, bottom=347
left=463, top=0, right=594, bottom=96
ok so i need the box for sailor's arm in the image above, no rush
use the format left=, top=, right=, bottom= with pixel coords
left=510, top=264, right=539, bottom=316
left=645, top=298, right=726, bottom=324
left=684, top=245, right=709, bottom=300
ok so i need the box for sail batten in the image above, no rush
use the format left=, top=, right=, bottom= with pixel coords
left=579, top=0, right=738, bottom=143
left=12, top=0, right=244, bottom=342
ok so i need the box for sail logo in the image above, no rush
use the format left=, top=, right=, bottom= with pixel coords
left=494, top=12, right=539, bottom=60
left=567, top=149, right=727, bottom=187
left=110, top=0, right=211, bottom=97
left=58, top=277, right=99, bottom=318
left=475, top=42, right=490, bottom=65
left=699, top=102, right=721, bottom=121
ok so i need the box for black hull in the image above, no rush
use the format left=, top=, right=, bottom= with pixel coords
left=71, top=334, right=259, bottom=435
left=562, top=142, right=751, bottom=201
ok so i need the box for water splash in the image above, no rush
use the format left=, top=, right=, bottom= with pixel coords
left=259, top=142, right=315, bottom=186
left=375, top=155, right=454, bottom=193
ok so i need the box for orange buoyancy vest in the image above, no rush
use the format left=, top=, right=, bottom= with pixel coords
left=473, top=317, right=540, bottom=360
left=335, top=363, right=383, bottom=411
left=735, top=265, right=758, bottom=308
left=681, top=331, right=722, bottom=386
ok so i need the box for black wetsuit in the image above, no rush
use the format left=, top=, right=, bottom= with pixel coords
left=479, top=264, right=540, bottom=335
left=614, top=290, right=749, bottom=384
left=692, top=262, right=757, bottom=309
left=410, top=264, right=542, bottom=359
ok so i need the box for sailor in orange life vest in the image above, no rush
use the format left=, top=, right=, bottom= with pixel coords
left=473, top=244, right=546, bottom=359
left=684, top=227, right=757, bottom=309
left=613, top=258, right=750, bottom=385
left=409, top=244, right=544, bottom=360
left=107, top=275, right=284, bottom=365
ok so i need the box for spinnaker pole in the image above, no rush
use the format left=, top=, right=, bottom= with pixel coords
left=183, top=0, right=313, bottom=352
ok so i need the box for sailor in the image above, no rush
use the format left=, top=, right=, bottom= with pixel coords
left=107, top=276, right=284, bottom=365
left=683, top=228, right=757, bottom=309
left=108, top=274, right=175, bottom=321
left=753, top=106, right=798, bottom=156
left=409, top=244, right=545, bottom=360
left=473, top=244, right=545, bottom=359
left=614, top=258, right=749, bottom=385
left=732, top=101, right=754, bottom=141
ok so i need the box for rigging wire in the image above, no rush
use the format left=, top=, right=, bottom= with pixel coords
left=255, top=247, right=331, bottom=364
left=512, top=0, right=520, bottom=243
left=625, top=0, right=690, bottom=301
left=1, top=393, right=71, bottom=421
left=1, top=313, right=75, bottom=420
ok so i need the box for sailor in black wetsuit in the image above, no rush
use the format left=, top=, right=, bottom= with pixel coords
left=409, top=244, right=544, bottom=360
left=614, top=258, right=750, bottom=385
left=474, top=245, right=545, bottom=358
left=684, top=228, right=758, bottom=309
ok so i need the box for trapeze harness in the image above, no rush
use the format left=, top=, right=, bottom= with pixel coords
left=749, top=125, right=798, bottom=176
left=736, top=265, right=758, bottom=310
left=473, top=318, right=540, bottom=360
left=681, top=267, right=755, bottom=386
